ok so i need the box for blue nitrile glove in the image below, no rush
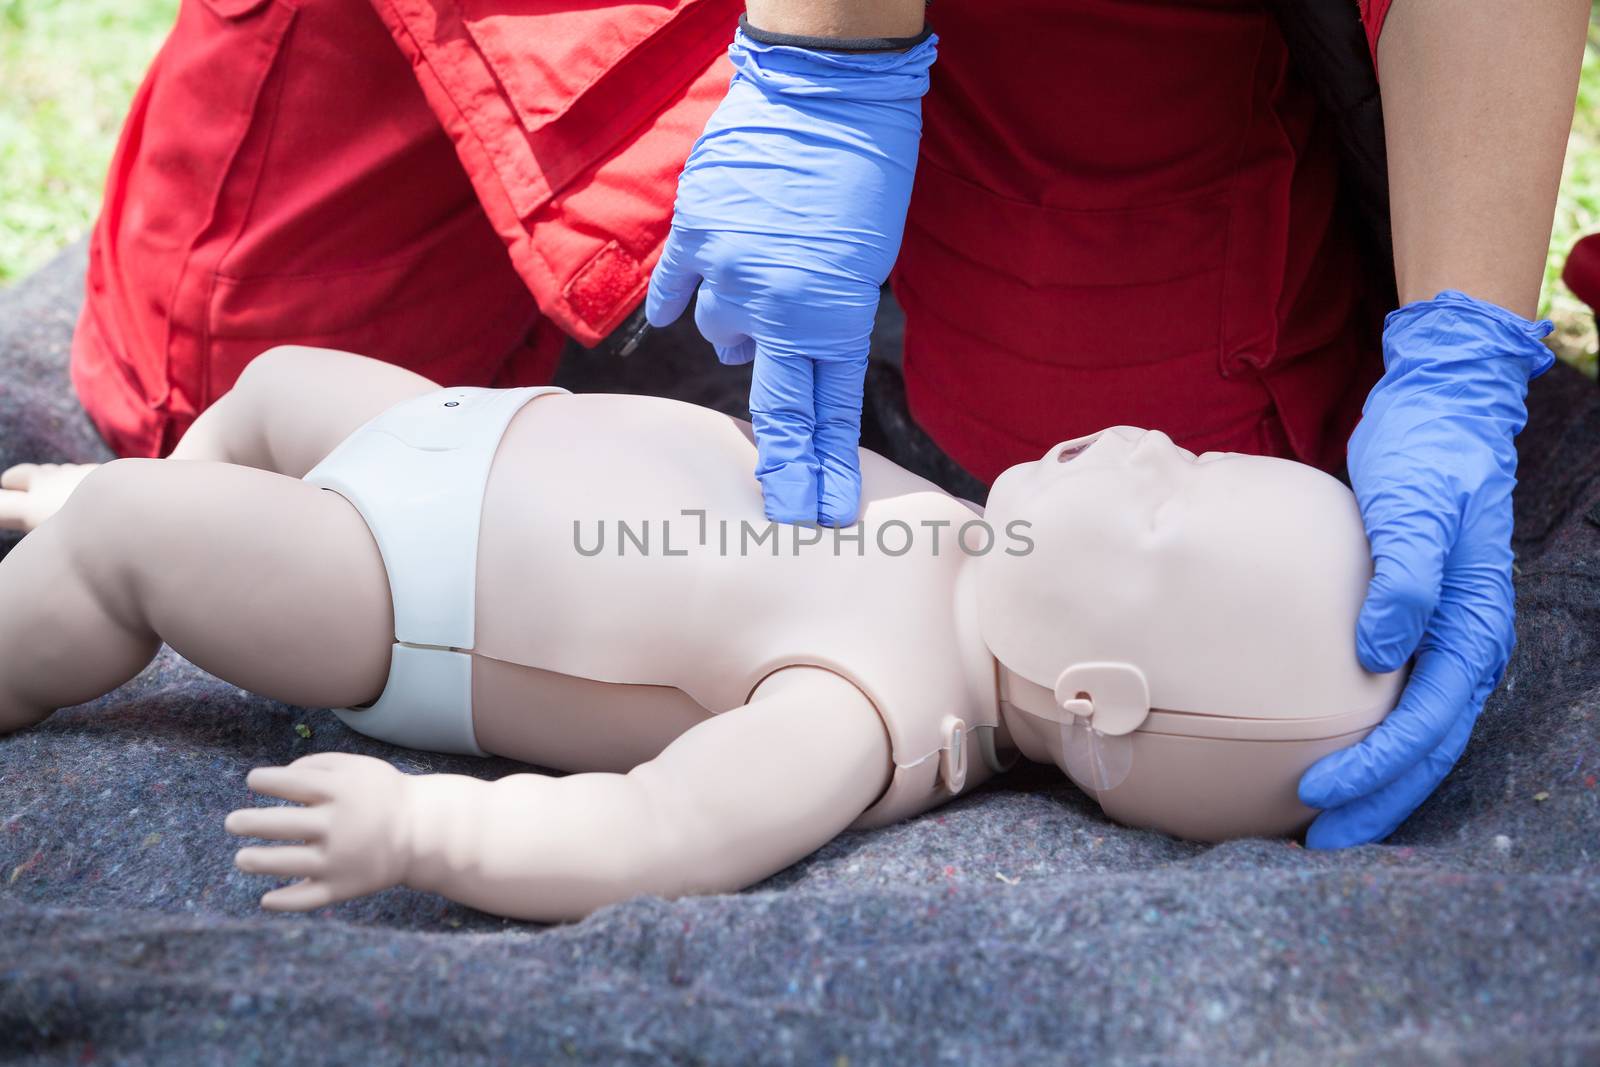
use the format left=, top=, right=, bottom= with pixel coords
left=1300, top=290, right=1555, bottom=848
left=646, top=28, right=937, bottom=526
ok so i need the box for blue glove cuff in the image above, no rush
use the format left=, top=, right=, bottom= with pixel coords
left=729, top=27, right=938, bottom=103
left=1383, top=290, right=1556, bottom=381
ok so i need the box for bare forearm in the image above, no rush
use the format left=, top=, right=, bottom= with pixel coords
left=744, top=0, right=924, bottom=39
left=1379, top=0, right=1589, bottom=317
left=402, top=771, right=707, bottom=922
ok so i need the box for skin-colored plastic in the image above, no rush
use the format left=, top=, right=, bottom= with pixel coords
left=0, top=346, right=1403, bottom=922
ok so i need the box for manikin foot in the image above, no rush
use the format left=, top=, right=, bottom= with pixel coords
left=0, top=463, right=101, bottom=533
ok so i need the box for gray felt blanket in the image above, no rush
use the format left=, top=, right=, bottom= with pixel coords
left=1, top=244, right=1598, bottom=1066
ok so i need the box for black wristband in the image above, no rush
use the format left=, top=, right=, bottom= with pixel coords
left=737, top=12, right=933, bottom=53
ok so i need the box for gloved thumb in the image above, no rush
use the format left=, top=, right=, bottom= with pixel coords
left=1356, top=527, right=1448, bottom=673
left=646, top=227, right=700, bottom=328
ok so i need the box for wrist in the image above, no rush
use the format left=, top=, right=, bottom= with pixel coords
left=1382, top=289, right=1556, bottom=381
left=397, top=773, right=470, bottom=895
left=743, top=1, right=925, bottom=44
left=739, top=12, right=931, bottom=53
left=726, top=24, right=937, bottom=101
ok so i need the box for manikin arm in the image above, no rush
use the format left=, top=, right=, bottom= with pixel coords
left=228, top=666, right=891, bottom=922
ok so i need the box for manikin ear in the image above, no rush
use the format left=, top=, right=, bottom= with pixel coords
left=1049, top=662, right=1151, bottom=736
left=1044, top=662, right=1150, bottom=793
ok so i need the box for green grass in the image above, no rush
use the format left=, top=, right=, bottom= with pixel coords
left=0, top=0, right=178, bottom=284
left=0, top=0, right=1597, bottom=375
left=1544, top=20, right=1600, bottom=376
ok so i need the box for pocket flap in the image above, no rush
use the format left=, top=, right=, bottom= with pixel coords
left=459, top=0, right=698, bottom=134
left=372, top=0, right=736, bottom=219
left=197, top=0, right=277, bottom=20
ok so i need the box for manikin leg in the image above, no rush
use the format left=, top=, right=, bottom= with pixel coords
left=0, top=345, right=438, bottom=532
left=0, top=346, right=437, bottom=728
left=0, top=458, right=394, bottom=732
left=166, top=345, right=440, bottom=474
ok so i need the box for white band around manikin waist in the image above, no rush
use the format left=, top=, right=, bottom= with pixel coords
left=303, top=385, right=568, bottom=756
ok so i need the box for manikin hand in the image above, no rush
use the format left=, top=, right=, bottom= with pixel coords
left=1299, top=291, right=1554, bottom=848
left=0, top=463, right=101, bottom=533
left=226, top=752, right=412, bottom=911
left=646, top=29, right=936, bottom=526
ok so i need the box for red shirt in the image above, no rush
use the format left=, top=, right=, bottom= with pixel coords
left=74, top=0, right=1393, bottom=475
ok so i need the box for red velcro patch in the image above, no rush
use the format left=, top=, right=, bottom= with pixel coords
left=564, top=240, right=645, bottom=335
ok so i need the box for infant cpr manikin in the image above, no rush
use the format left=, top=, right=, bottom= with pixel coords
left=0, top=347, right=1404, bottom=922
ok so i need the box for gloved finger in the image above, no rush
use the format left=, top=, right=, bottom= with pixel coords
left=645, top=227, right=701, bottom=328
left=693, top=284, right=756, bottom=366
left=749, top=344, right=820, bottom=524
left=1356, top=518, right=1451, bottom=673
left=1304, top=705, right=1476, bottom=849
left=812, top=355, right=868, bottom=527
left=715, top=339, right=757, bottom=366
left=1298, top=644, right=1478, bottom=809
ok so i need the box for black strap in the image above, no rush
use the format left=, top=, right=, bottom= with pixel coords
left=738, top=12, right=932, bottom=53
left=1263, top=0, right=1396, bottom=310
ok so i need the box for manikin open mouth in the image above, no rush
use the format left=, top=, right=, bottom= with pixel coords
left=1053, top=432, right=1104, bottom=463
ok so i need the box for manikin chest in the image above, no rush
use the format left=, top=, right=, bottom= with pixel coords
left=467, top=393, right=998, bottom=797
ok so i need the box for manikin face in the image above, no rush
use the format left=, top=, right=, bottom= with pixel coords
left=978, top=427, right=1403, bottom=746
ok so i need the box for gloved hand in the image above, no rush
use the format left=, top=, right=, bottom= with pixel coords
left=1299, top=290, right=1554, bottom=848
left=646, top=29, right=937, bottom=525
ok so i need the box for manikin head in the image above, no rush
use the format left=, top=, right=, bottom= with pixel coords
left=976, top=427, right=1405, bottom=839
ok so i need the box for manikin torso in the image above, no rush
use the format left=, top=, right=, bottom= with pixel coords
left=469, top=392, right=1003, bottom=825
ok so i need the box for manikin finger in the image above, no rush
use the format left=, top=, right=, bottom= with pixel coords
left=287, top=751, right=363, bottom=773
left=259, top=879, right=337, bottom=912
left=235, top=845, right=328, bottom=879
left=748, top=345, right=820, bottom=524
left=0, top=490, right=34, bottom=532
left=224, top=805, right=328, bottom=842
left=1298, top=646, right=1479, bottom=810
left=811, top=356, right=868, bottom=528
left=1304, top=708, right=1476, bottom=849
left=0, top=464, right=37, bottom=491
left=245, top=766, right=334, bottom=806
left=645, top=228, right=700, bottom=328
